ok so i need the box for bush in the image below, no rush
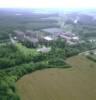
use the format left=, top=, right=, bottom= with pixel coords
left=7, top=94, right=20, bottom=100
left=87, top=55, right=96, bottom=62
left=0, top=58, right=15, bottom=69
left=48, top=58, right=66, bottom=66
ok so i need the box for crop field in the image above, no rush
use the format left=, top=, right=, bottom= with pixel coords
left=16, top=55, right=96, bottom=100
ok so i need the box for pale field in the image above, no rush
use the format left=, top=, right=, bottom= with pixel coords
left=17, top=55, right=96, bottom=100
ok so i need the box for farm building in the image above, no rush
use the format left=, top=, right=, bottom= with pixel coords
left=37, top=46, right=51, bottom=53
left=14, top=30, right=25, bottom=41
left=43, top=36, right=53, bottom=41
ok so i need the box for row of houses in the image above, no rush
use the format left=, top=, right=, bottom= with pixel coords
left=13, top=28, right=79, bottom=47
left=41, top=28, right=79, bottom=45
left=13, top=30, right=53, bottom=45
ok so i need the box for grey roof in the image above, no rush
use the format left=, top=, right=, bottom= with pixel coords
left=42, top=28, right=63, bottom=34
left=14, top=30, right=24, bottom=35
left=25, top=36, right=38, bottom=43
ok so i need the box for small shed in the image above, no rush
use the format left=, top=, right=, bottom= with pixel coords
left=37, top=46, right=51, bottom=53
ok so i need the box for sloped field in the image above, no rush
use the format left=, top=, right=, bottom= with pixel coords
left=17, top=55, right=96, bottom=100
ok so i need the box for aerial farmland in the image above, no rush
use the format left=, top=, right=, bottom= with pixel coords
left=0, top=8, right=96, bottom=100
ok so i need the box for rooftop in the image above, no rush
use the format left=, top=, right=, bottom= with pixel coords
left=42, top=28, right=63, bottom=34
left=37, top=46, right=51, bottom=53
left=43, top=36, right=53, bottom=41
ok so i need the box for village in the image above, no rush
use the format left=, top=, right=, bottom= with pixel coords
left=0, top=8, right=96, bottom=100
left=12, top=27, right=80, bottom=53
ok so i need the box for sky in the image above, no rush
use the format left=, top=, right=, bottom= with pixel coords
left=0, top=0, right=96, bottom=9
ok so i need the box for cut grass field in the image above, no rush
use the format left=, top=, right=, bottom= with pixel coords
left=16, top=43, right=39, bottom=56
left=16, top=55, right=96, bottom=100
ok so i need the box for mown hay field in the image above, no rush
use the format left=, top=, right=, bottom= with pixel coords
left=16, top=55, right=96, bottom=100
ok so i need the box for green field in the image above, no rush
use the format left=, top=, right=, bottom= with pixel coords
left=16, top=43, right=39, bottom=56
left=16, top=55, right=96, bottom=100
left=87, top=54, right=96, bottom=62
